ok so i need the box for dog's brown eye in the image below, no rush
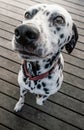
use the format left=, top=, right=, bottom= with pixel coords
left=53, top=16, right=65, bottom=26
left=25, top=12, right=31, bottom=19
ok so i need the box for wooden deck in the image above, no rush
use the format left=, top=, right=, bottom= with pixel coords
left=0, top=0, right=84, bottom=130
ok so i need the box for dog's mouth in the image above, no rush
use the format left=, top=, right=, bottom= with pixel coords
left=19, top=50, right=39, bottom=57
left=17, top=50, right=52, bottom=59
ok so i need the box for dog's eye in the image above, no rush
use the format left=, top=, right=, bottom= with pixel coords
left=53, top=16, right=65, bottom=26
left=24, top=12, right=32, bottom=19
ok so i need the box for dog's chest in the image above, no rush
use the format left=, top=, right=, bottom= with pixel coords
left=18, top=56, right=63, bottom=95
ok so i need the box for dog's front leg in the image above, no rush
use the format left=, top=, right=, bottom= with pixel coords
left=36, top=95, right=49, bottom=105
left=14, top=86, right=27, bottom=112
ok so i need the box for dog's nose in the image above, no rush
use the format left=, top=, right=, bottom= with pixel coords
left=15, top=25, right=39, bottom=44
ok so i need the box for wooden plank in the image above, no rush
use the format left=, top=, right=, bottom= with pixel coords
left=41, top=0, right=84, bottom=11
left=63, top=48, right=84, bottom=60
left=64, top=63, right=84, bottom=79
left=62, top=0, right=84, bottom=6
left=0, top=37, right=13, bottom=50
left=0, top=57, right=20, bottom=72
left=0, top=47, right=21, bottom=64
left=0, top=0, right=28, bottom=9
left=63, top=53, right=84, bottom=69
left=0, top=83, right=84, bottom=129
left=0, top=77, right=84, bottom=116
left=0, top=1, right=24, bottom=15
left=0, top=29, right=13, bottom=41
left=0, top=107, right=45, bottom=130
left=76, top=42, right=84, bottom=51
left=0, top=14, right=21, bottom=26
left=64, top=72, right=84, bottom=90
left=77, top=28, right=84, bottom=37
left=0, top=125, right=11, bottom=130
left=78, top=36, right=84, bottom=44
left=0, top=21, right=15, bottom=33
left=0, top=8, right=22, bottom=20
left=75, top=21, right=84, bottom=29
left=61, top=82, right=84, bottom=102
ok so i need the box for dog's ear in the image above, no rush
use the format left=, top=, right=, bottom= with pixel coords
left=65, top=23, right=78, bottom=54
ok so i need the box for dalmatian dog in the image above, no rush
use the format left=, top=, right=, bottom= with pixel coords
left=12, top=4, right=78, bottom=112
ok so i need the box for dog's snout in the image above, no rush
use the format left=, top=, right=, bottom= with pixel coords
left=15, top=25, right=39, bottom=44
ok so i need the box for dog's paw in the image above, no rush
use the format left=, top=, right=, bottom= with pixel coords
left=36, top=98, right=43, bottom=106
left=14, top=101, right=24, bottom=112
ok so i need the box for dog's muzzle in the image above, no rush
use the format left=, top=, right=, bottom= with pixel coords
left=15, top=24, right=39, bottom=45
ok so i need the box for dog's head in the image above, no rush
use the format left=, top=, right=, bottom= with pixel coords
left=12, top=4, right=78, bottom=60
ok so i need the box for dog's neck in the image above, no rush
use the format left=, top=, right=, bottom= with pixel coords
left=24, top=52, right=60, bottom=77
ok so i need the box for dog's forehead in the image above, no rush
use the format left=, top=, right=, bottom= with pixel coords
left=25, top=4, right=70, bottom=18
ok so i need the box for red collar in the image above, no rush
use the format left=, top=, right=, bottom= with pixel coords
left=23, top=59, right=59, bottom=81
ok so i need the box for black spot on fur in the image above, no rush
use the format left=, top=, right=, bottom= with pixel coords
left=45, top=63, right=50, bottom=69
left=23, top=77, right=27, bottom=82
left=31, top=87, right=34, bottom=90
left=58, top=39, right=60, bottom=45
left=67, top=23, right=69, bottom=27
left=56, top=78, right=59, bottom=84
left=49, top=13, right=57, bottom=22
left=34, top=80, right=37, bottom=85
left=44, top=88, right=49, bottom=94
left=58, top=65, right=60, bottom=70
left=48, top=75, right=52, bottom=79
left=60, top=34, right=64, bottom=39
left=42, top=82, right=46, bottom=87
left=36, top=63, right=40, bottom=71
left=43, top=95, right=47, bottom=98
left=57, top=83, right=59, bottom=87
left=56, top=51, right=59, bottom=57
left=29, top=81, right=31, bottom=87
left=37, top=84, right=41, bottom=89
left=61, top=46, right=64, bottom=50
left=47, top=59, right=51, bottom=63
left=32, top=9, right=39, bottom=16
left=22, top=89, right=26, bottom=93
left=58, top=58, right=61, bottom=65
left=56, top=27, right=61, bottom=31
left=46, top=12, right=50, bottom=16
left=59, top=43, right=62, bottom=47
left=54, top=30, right=56, bottom=34
left=21, top=102, right=24, bottom=105
left=68, top=36, right=70, bottom=41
